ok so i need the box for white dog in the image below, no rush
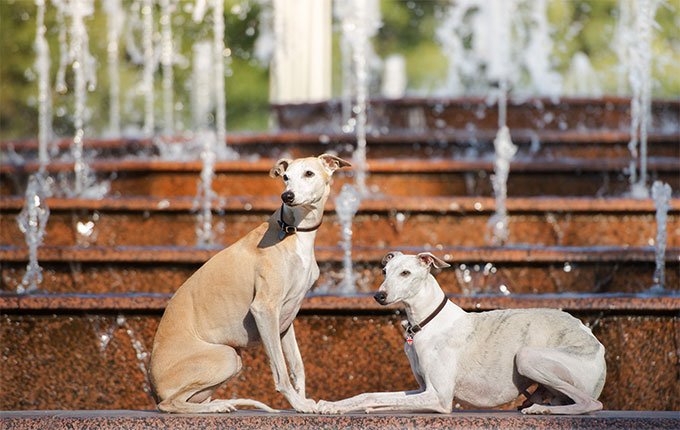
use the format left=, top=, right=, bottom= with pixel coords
left=319, top=251, right=606, bottom=415
left=150, top=154, right=350, bottom=413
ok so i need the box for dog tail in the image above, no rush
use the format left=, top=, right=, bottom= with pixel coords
left=229, top=398, right=279, bottom=413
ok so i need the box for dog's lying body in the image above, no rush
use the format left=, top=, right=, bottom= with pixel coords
left=150, top=154, right=350, bottom=413
left=320, top=252, right=606, bottom=415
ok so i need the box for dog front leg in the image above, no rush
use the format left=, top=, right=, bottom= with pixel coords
left=319, top=389, right=449, bottom=414
left=281, top=323, right=306, bottom=398
left=251, top=299, right=316, bottom=413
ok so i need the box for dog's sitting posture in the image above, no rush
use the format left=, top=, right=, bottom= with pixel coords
left=319, top=251, right=606, bottom=415
left=150, top=154, right=350, bottom=413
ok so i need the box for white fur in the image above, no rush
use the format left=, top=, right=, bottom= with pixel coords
left=318, top=252, right=607, bottom=415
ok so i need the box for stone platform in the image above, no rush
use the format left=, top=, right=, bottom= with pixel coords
left=2, top=410, right=679, bottom=430
left=2, top=294, right=678, bottom=411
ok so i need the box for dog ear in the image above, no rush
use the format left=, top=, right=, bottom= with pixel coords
left=269, top=158, right=292, bottom=178
left=381, top=251, right=402, bottom=266
left=318, top=154, right=351, bottom=174
left=417, top=252, right=451, bottom=270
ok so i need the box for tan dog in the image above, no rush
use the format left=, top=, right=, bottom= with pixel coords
left=150, top=154, right=351, bottom=413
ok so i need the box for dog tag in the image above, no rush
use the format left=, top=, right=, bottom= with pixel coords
left=278, top=230, right=287, bottom=241
left=405, top=335, right=413, bottom=345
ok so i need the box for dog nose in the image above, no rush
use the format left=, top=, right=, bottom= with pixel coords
left=281, top=191, right=295, bottom=205
left=374, top=291, right=387, bottom=305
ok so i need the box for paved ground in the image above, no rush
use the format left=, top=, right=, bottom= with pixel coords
left=2, top=410, right=679, bottom=430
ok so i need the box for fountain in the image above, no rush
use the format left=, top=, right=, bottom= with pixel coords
left=336, top=0, right=380, bottom=196
left=627, top=0, right=659, bottom=199
left=650, top=181, right=672, bottom=292
left=563, top=52, right=602, bottom=97
left=141, top=0, right=155, bottom=136
left=1, top=0, right=680, bottom=419
left=34, top=0, right=52, bottom=172
left=211, top=0, right=227, bottom=153
left=194, top=131, right=218, bottom=247
left=189, top=41, right=218, bottom=246
left=16, top=175, right=50, bottom=294
left=332, top=0, right=381, bottom=291
left=53, top=0, right=108, bottom=198
left=488, top=126, right=518, bottom=246
left=159, top=0, right=175, bottom=136
left=103, top=0, right=123, bottom=138
left=335, top=184, right=362, bottom=293
left=522, top=0, right=561, bottom=97
left=436, top=0, right=561, bottom=97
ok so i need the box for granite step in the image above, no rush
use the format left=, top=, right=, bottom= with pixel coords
left=2, top=128, right=679, bottom=161
left=1, top=196, right=678, bottom=248
left=1, top=293, right=678, bottom=412
left=272, top=96, right=680, bottom=137
left=3, top=410, right=680, bottom=430
left=1, top=245, right=677, bottom=295
left=2, top=157, right=679, bottom=197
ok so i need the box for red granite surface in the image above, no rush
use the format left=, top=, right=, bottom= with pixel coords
left=2, top=410, right=680, bottom=430
left=1, top=298, right=678, bottom=411
left=2, top=196, right=679, bottom=248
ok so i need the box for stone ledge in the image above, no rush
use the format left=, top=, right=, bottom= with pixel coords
left=2, top=245, right=679, bottom=264
left=2, top=410, right=679, bottom=430
left=2, top=195, right=679, bottom=213
left=3, top=156, right=679, bottom=175
left=1, top=292, right=678, bottom=313
left=2, top=124, right=678, bottom=152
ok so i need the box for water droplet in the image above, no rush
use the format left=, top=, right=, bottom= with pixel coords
left=77, top=221, right=95, bottom=237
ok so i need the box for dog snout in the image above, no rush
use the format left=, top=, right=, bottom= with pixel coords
left=374, top=291, right=388, bottom=305
left=281, top=191, right=295, bottom=205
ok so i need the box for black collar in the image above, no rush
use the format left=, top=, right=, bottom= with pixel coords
left=277, top=204, right=322, bottom=237
left=405, top=295, right=449, bottom=339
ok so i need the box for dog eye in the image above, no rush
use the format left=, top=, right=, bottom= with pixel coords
left=304, top=170, right=315, bottom=178
left=400, top=270, right=410, bottom=277
left=283, top=174, right=289, bottom=181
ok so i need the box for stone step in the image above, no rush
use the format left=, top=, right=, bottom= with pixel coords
left=2, top=292, right=678, bottom=312
left=3, top=129, right=679, bottom=161
left=272, top=96, right=680, bottom=136
left=1, top=245, right=677, bottom=295
left=2, top=410, right=680, bottom=430
left=2, top=157, right=679, bottom=197
left=1, top=294, right=678, bottom=411
left=1, top=196, right=679, bottom=248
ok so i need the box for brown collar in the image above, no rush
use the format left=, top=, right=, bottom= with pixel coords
left=277, top=204, right=322, bottom=238
left=405, top=295, right=449, bottom=339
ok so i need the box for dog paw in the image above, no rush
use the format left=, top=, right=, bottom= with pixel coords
left=208, top=400, right=238, bottom=413
left=317, top=400, right=340, bottom=415
left=292, top=397, right=319, bottom=414
left=521, top=404, right=552, bottom=415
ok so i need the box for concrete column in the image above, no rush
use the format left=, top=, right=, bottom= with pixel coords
left=271, top=0, right=332, bottom=103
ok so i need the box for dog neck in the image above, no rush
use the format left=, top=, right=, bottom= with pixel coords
left=402, top=275, right=463, bottom=328
left=280, top=194, right=328, bottom=233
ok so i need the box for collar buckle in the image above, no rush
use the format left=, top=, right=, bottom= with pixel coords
left=406, top=324, right=421, bottom=336
left=403, top=296, right=448, bottom=340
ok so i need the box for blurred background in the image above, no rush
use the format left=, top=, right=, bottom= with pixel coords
left=1, top=0, right=678, bottom=140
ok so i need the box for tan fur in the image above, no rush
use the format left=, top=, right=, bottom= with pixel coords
left=150, top=155, right=350, bottom=413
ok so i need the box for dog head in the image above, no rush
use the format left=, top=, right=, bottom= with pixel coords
left=270, top=154, right=351, bottom=207
left=374, top=252, right=450, bottom=305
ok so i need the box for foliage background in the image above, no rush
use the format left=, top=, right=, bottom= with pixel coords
left=0, top=0, right=678, bottom=140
